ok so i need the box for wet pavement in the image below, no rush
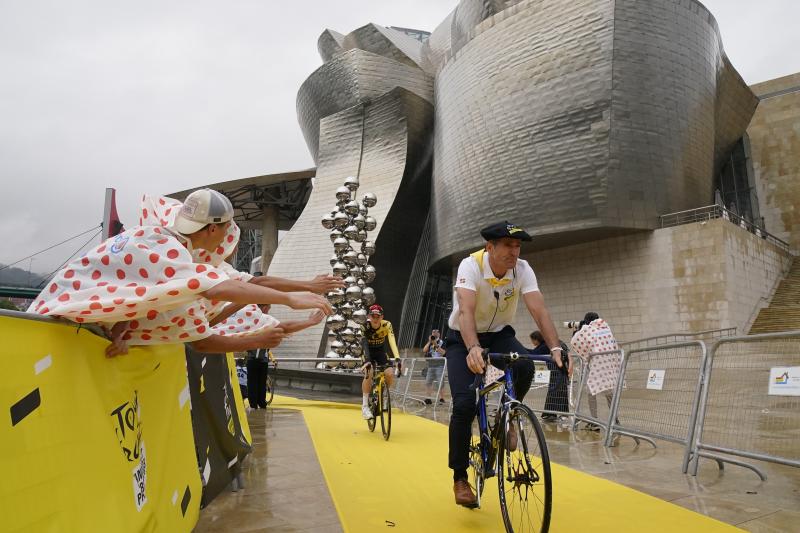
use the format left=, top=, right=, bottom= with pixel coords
left=195, top=390, right=800, bottom=532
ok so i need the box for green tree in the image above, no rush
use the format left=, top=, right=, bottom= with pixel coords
left=0, top=298, right=19, bottom=311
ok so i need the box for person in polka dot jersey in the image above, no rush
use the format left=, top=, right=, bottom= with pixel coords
left=569, top=312, right=621, bottom=430
left=28, top=189, right=333, bottom=356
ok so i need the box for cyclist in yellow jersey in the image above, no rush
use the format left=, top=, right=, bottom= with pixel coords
left=359, top=304, right=400, bottom=419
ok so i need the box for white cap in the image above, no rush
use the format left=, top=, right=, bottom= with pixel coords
left=171, top=189, right=234, bottom=235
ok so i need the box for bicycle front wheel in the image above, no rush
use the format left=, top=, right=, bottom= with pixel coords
left=265, top=375, right=275, bottom=406
left=497, top=403, right=552, bottom=533
left=367, top=387, right=377, bottom=432
left=379, top=379, right=391, bottom=440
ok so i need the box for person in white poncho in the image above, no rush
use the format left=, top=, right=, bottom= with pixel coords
left=29, top=189, right=336, bottom=356
left=569, top=312, right=621, bottom=431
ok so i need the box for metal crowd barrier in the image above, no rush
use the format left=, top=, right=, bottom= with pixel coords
left=689, top=332, right=800, bottom=480
left=398, top=357, right=449, bottom=411
left=572, top=350, right=624, bottom=433
left=522, top=356, right=584, bottom=425
left=603, top=342, right=706, bottom=472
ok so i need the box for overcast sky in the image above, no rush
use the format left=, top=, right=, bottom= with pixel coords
left=1, top=0, right=797, bottom=276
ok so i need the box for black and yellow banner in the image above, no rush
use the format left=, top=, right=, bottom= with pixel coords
left=0, top=313, right=202, bottom=532
left=185, top=347, right=252, bottom=507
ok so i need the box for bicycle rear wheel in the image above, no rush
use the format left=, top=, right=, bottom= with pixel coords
left=379, top=379, right=391, bottom=440
left=265, top=375, right=275, bottom=406
left=497, top=403, right=551, bottom=533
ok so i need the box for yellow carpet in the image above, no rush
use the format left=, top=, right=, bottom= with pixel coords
left=272, top=395, right=740, bottom=533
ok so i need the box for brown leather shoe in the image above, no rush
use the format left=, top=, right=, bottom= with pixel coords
left=453, top=479, right=478, bottom=508
left=506, top=422, right=518, bottom=452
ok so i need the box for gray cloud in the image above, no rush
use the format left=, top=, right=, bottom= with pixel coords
left=0, top=0, right=796, bottom=274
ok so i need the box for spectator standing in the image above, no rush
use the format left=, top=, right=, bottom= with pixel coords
left=422, top=329, right=446, bottom=404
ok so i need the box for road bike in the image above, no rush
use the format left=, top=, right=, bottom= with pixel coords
left=469, top=350, right=565, bottom=532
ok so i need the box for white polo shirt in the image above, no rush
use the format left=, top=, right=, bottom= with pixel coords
left=448, top=249, right=540, bottom=333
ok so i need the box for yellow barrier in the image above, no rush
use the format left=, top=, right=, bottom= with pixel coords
left=0, top=314, right=202, bottom=532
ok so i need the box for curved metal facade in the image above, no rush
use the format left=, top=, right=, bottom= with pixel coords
left=273, top=0, right=757, bottom=353
left=427, top=0, right=757, bottom=264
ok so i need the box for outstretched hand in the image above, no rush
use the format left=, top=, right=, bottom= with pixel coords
left=307, top=309, right=326, bottom=325
left=309, top=274, right=346, bottom=294
left=256, top=326, right=286, bottom=348
left=286, top=292, right=333, bottom=314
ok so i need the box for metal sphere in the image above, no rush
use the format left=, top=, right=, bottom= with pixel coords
left=359, top=203, right=368, bottom=216
left=344, top=200, right=360, bottom=216
left=333, top=237, right=350, bottom=253
left=364, top=216, right=377, bottom=231
left=363, top=265, right=376, bottom=283
left=331, top=340, right=347, bottom=355
left=332, top=262, right=348, bottom=277
left=356, top=278, right=366, bottom=288
left=326, top=289, right=345, bottom=304
left=362, top=241, right=376, bottom=255
left=349, top=265, right=362, bottom=277
left=339, top=301, right=354, bottom=317
left=329, top=255, right=339, bottom=267
left=352, top=308, right=368, bottom=325
left=321, top=213, right=335, bottom=229
left=340, top=250, right=357, bottom=265
left=355, top=229, right=367, bottom=242
left=343, top=275, right=358, bottom=286
left=352, top=214, right=366, bottom=230
left=340, top=328, right=356, bottom=343
left=333, top=212, right=349, bottom=229
left=343, top=225, right=359, bottom=240
left=362, top=192, right=377, bottom=207
left=356, top=253, right=368, bottom=266
left=344, top=176, right=359, bottom=191
left=324, top=350, right=339, bottom=368
left=351, top=343, right=364, bottom=357
left=326, top=314, right=346, bottom=331
left=329, top=229, right=343, bottom=243
left=345, top=285, right=362, bottom=302
left=361, top=287, right=376, bottom=305
left=335, top=186, right=351, bottom=202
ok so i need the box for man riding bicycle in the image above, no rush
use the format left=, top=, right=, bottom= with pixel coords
left=447, top=221, right=563, bottom=507
left=360, top=304, right=400, bottom=420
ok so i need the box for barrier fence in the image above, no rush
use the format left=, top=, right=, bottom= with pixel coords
left=689, top=332, right=800, bottom=480
left=572, top=350, right=624, bottom=433
left=604, top=342, right=707, bottom=473
left=522, top=356, right=584, bottom=425
left=256, top=336, right=800, bottom=481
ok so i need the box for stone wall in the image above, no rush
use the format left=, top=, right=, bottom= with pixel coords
left=502, top=219, right=791, bottom=345
left=748, top=72, right=800, bottom=254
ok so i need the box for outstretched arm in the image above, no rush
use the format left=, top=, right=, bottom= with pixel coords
left=202, top=280, right=332, bottom=314
left=277, top=310, right=325, bottom=334
left=190, top=326, right=286, bottom=353
left=251, top=274, right=345, bottom=294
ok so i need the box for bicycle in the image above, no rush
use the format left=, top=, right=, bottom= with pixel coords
left=468, top=349, right=565, bottom=533
left=365, top=360, right=401, bottom=440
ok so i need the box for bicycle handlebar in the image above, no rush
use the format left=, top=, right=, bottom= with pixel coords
left=468, top=349, right=569, bottom=390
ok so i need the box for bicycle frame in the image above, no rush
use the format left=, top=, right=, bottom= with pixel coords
left=475, top=352, right=560, bottom=476
left=475, top=364, right=519, bottom=477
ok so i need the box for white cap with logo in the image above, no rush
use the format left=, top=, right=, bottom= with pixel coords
left=171, top=189, right=234, bottom=235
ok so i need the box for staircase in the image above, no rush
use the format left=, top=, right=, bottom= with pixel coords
left=749, top=257, right=800, bottom=334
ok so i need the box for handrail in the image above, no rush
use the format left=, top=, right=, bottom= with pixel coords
left=659, top=204, right=790, bottom=252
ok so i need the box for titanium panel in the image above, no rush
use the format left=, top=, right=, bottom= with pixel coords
left=428, top=0, right=756, bottom=263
